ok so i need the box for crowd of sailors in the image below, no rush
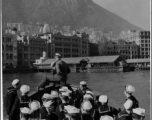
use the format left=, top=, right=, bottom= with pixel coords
left=5, top=79, right=146, bottom=120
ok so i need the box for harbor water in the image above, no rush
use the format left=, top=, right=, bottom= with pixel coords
left=3, top=71, right=150, bottom=119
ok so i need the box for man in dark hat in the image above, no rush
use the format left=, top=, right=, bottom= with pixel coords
left=53, top=53, right=70, bottom=87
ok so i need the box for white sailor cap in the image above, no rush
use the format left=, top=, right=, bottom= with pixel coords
left=64, top=105, right=80, bottom=114
left=20, top=107, right=31, bottom=114
left=80, top=81, right=87, bottom=85
left=133, top=108, right=146, bottom=116
left=59, top=86, right=68, bottom=92
left=12, top=79, right=20, bottom=86
left=29, top=101, right=41, bottom=111
left=125, top=84, right=135, bottom=94
left=61, top=92, right=70, bottom=97
left=99, top=95, right=108, bottom=103
left=20, top=85, right=30, bottom=94
left=59, top=87, right=72, bottom=94
left=86, top=91, right=94, bottom=96
left=42, top=93, right=52, bottom=99
left=55, top=53, right=61, bottom=57
left=124, top=99, right=133, bottom=110
left=50, top=91, right=58, bottom=98
left=81, top=101, right=92, bottom=110
left=83, top=94, right=93, bottom=99
left=100, top=115, right=114, bottom=120
left=43, top=100, right=54, bottom=108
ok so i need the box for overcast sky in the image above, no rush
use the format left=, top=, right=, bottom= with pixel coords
left=93, top=0, right=150, bottom=30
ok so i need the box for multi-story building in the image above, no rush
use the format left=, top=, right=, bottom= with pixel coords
left=119, top=30, right=150, bottom=59
left=100, top=40, right=140, bottom=60
left=139, top=31, right=150, bottom=58
left=2, top=32, right=18, bottom=68
left=89, top=43, right=99, bottom=56
left=40, top=32, right=89, bottom=58
left=17, top=35, right=47, bottom=67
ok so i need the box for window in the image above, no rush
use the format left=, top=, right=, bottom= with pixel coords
left=14, top=55, right=17, bottom=59
left=14, top=47, right=17, bottom=50
left=2, top=37, right=4, bottom=42
left=10, top=54, right=13, bottom=60
left=24, top=54, right=28, bottom=59
left=30, top=54, right=35, bottom=59
left=10, top=45, right=13, bottom=51
left=2, top=45, right=4, bottom=51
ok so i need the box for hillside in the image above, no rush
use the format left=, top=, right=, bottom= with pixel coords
left=2, top=0, right=142, bottom=32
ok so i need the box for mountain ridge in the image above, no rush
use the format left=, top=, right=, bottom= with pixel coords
left=2, top=0, right=143, bottom=33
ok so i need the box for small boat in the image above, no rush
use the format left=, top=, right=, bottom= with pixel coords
left=29, top=77, right=121, bottom=109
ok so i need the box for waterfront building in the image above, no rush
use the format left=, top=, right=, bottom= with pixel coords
left=39, top=32, right=89, bottom=58
left=139, top=31, right=150, bottom=58
left=34, top=55, right=125, bottom=72
left=99, top=40, right=140, bottom=60
left=119, top=30, right=150, bottom=58
left=2, top=32, right=18, bottom=68
left=17, top=35, right=47, bottom=67
left=126, top=58, right=150, bottom=69
left=89, top=43, right=99, bottom=56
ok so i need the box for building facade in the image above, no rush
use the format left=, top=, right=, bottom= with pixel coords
left=2, top=33, right=18, bottom=68
left=41, top=32, right=89, bottom=58
left=17, top=36, right=47, bottom=67
left=139, top=31, right=150, bottom=58
left=100, top=40, right=140, bottom=60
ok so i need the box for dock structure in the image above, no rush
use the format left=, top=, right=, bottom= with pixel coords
left=126, top=58, right=150, bottom=70
left=34, top=55, right=126, bottom=73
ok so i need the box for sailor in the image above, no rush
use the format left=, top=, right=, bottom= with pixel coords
left=42, top=93, right=52, bottom=103
left=59, top=86, right=74, bottom=105
left=50, top=90, right=60, bottom=112
left=20, top=85, right=31, bottom=109
left=115, top=99, right=133, bottom=120
left=29, top=100, right=41, bottom=119
left=55, top=92, right=71, bottom=120
left=20, top=107, right=31, bottom=120
left=84, top=91, right=96, bottom=106
left=124, top=84, right=139, bottom=109
left=5, top=79, right=21, bottom=120
left=81, top=100, right=100, bottom=120
left=98, top=95, right=119, bottom=118
left=53, top=53, right=71, bottom=87
left=100, top=115, right=114, bottom=120
left=75, top=81, right=91, bottom=108
left=132, top=108, right=145, bottom=120
left=40, top=100, right=58, bottom=120
left=64, top=105, right=81, bottom=120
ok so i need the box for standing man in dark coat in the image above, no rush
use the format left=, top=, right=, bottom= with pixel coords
left=5, top=79, right=21, bottom=120
left=53, top=53, right=70, bottom=87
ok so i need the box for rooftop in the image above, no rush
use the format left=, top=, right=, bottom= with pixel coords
left=88, top=55, right=120, bottom=63
left=126, top=59, right=150, bottom=63
left=39, top=55, right=120, bottom=65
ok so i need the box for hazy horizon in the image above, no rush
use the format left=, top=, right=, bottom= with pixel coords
left=93, top=0, right=150, bottom=30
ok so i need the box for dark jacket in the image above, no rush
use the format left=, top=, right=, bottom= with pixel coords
left=127, top=95, right=139, bottom=109
left=115, top=110, right=132, bottom=120
left=30, top=109, right=40, bottom=119
left=20, top=95, right=31, bottom=108
left=5, top=86, right=19, bottom=116
left=40, top=106, right=58, bottom=120
left=98, top=104, right=119, bottom=117
left=74, top=88, right=92, bottom=108
left=55, top=59, right=70, bottom=77
left=81, top=113, right=94, bottom=120
left=55, top=103, right=70, bottom=120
